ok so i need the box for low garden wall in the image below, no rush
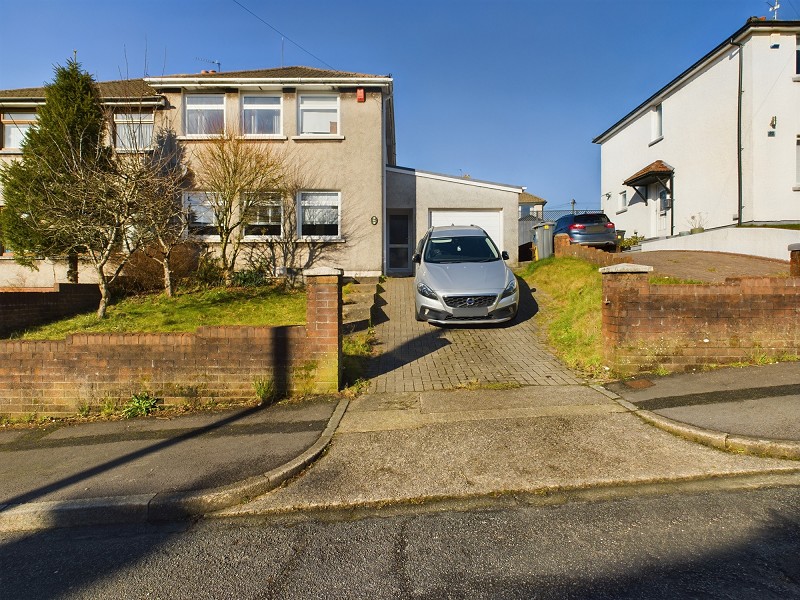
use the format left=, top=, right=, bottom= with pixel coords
left=601, top=264, right=800, bottom=375
left=0, top=268, right=342, bottom=417
left=554, top=234, right=624, bottom=267
left=0, top=283, right=101, bottom=338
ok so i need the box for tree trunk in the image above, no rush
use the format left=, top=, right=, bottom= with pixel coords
left=96, top=281, right=110, bottom=319
left=163, top=261, right=174, bottom=297
left=67, top=253, right=79, bottom=283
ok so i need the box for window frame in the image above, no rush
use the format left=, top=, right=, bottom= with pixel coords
left=243, top=194, right=283, bottom=239
left=241, top=94, right=283, bottom=138
left=297, top=191, right=342, bottom=240
left=183, top=93, right=225, bottom=138
left=184, top=191, right=219, bottom=239
left=650, top=103, right=663, bottom=145
left=297, top=94, right=341, bottom=137
left=113, top=110, right=155, bottom=151
left=617, top=190, right=628, bottom=214
left=1, top=111, right=37, bottom=151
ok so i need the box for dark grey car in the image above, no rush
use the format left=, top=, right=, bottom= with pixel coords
left=553, top=213, right=617, bottom=249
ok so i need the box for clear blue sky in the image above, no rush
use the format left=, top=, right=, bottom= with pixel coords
left=2, top=0, right=798, bottom=211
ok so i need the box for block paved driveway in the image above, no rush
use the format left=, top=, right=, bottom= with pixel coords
left=366, top=277, right=583, bottom=393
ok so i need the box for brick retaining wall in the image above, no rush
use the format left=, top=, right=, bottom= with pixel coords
left=554, top=234, right=625, bottom=267
left=0, top=284, right=101, bottom=338
left=0, top=269, right=342, bottom=417
left=601, top=267, right=800, bottom=375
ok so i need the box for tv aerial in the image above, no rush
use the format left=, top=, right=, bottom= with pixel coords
left=195, top=57, right=221, bottom=72
left=767, top=0, right=780, bottom=20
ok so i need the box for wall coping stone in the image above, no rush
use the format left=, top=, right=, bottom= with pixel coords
left=599, top=263, right=653, bottom=275
left=304, top=267, right=343, bottom=277
left=789, top=243, right=800, bottom=252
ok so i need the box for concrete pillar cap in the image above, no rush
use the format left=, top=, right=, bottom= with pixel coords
left=598, top=263, right=653, bottom=275
left=303, top=267, right=343, bottom=277
left=788, top=243, right=800, bottom=252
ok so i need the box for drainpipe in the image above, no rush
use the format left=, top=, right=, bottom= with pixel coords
left=732, top=38, right=744, bottom=226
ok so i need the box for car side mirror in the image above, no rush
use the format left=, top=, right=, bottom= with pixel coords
left=412, top=253, right=421, bottom=264
left=501, top=251, right=509, bottom=260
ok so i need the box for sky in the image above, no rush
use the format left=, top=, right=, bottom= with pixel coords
left=2, top=0, right=799, bottom=212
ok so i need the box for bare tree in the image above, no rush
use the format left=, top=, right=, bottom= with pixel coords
left=241, top=162, right=333, bottom=287
left=189, top=129, right=288, bottom=285
left=128, top=127, right=189, bottom=296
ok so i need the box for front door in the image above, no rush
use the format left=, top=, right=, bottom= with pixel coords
left=387, top=212, right=412, bottom=275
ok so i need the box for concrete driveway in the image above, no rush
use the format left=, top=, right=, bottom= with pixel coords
left=366, top=278, right=582, bottom=393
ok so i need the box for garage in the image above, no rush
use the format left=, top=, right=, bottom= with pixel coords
left=385, top=166, right=524, bottom=271
left=430, top=209, right=504, bottom=250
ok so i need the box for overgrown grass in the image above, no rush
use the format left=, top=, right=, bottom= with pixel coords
left=17, top=285, right=306, bottom=340
left=517, top=257, right=604, bottom=378
left=342, top=328, right=376, bottom=393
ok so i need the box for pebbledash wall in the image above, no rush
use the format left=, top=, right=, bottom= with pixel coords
left=0, top=268, right=342, bottom=417
left=555, top=235, right=800, bottom=374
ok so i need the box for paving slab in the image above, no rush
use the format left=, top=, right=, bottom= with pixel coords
left=219, top=386, right=798, bottom=517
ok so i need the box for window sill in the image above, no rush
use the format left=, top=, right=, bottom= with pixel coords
left=243, top=236, right=282, bottom=241
left=241, top=135, right=288, bottom=141
left=793, top=76, right=800, bottom=82
left=177, top=135, right=224, bottom=141
left=298, top=237, right=345, bottom=243
left=114, top=148, right=153, bottom=154
left=291, top=135, right=345, bottom=141
left=793, top=185, right=800, bottom=192
left=0, top=149, right=22, bottom=155
left=648, top=136, right=664, bottom=147
left=616, top=208, right=628, bottom=215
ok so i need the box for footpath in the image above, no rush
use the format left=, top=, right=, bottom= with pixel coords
left=1, top=251, right=798, bottom=532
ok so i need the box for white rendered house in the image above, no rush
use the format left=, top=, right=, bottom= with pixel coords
left=593, top=18, right=800, bottom=253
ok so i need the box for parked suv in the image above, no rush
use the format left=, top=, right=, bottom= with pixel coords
left=553, top=213, right=617, bottom=250
left=413, top=225, right=519, bottom=325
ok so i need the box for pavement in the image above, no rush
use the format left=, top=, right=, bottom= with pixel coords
left=2, top=255, right=799, bottom=532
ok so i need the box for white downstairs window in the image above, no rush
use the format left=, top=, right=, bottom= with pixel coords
left=298, top=191, right=340, bottom=238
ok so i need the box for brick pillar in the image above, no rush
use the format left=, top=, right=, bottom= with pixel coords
left=303, top=267, right=342, bottom=393
left=599, top=263, right=653, bottom=376
left=554, top=234, right=571, bottom=257
left=790, top=244, right=800, bottom=277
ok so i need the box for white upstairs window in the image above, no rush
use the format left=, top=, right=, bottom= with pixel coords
left=298, top=95, right=339, bottom=135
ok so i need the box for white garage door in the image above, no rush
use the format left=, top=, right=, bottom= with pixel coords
left=429, top=210, right=503, bottom=249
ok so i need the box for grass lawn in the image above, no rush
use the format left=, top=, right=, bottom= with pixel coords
left=17, top=286, right=307, bottom=340
left=517, top=257, right=605, bottom=378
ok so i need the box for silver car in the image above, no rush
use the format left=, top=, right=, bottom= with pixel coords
left=413, top=225, right=519, bottom=325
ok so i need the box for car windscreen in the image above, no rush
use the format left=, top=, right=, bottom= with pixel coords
left=573, top=214, right=610, bottom=224
left=424, top=235, right=500, bottom=263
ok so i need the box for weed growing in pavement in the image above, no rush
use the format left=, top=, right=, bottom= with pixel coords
left=342, top=378, right=371, bottom=398
left=77, top=402, right=91, bottom=417
left=100, top=397, right=117, bottom=417
left=253, top=376, right=278, bottom=405
left=121, top=392, right=160, bottom=419
left=456, top=379, right=522, bottom=391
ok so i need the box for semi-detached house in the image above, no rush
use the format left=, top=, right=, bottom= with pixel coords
left=0, top=66, right=526, bottom=285
left=594, top=18, right=800, bottom=259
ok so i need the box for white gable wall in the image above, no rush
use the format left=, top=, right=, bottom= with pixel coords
left=599, top=47, right=740, bottom=238
left=598, top=25, right=800, bottom=244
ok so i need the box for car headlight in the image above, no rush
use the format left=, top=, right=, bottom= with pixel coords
left=417, top=282, right=438, bottom=300
left=500, top=277, right=517, bottom=299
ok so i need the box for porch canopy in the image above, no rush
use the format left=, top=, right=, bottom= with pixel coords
left=624, top=160, right=674, bottom=203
